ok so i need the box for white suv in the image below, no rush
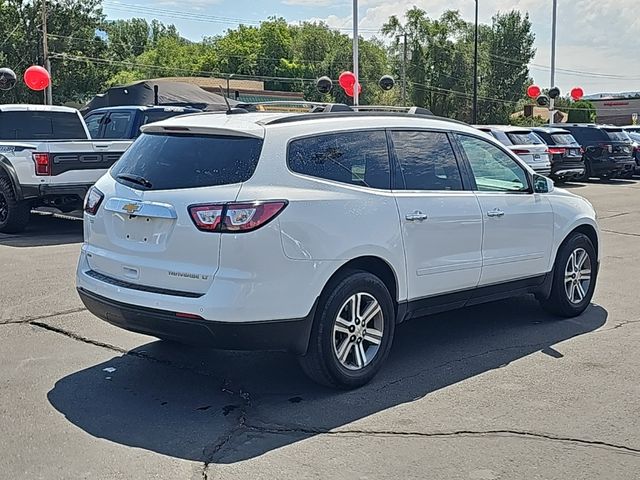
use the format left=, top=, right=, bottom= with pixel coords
left=77, top=111, right=600, bottom=388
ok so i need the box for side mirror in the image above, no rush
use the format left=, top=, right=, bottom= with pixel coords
left=533, top=174, right=554, bottom=193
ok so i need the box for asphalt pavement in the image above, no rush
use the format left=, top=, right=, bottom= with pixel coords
left=1, top=182, right=639, bottom=479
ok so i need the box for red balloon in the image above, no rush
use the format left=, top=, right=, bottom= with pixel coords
left=527, top=84, right=541, bottom=99
left=24, top=66, right=50, bottom=91
left=570, top=87, right=584, bottom=101
left=339, top=71, right=357, bottom=90
left=344, top=83, right=362, bottom=98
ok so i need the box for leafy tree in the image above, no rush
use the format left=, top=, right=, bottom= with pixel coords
left=567, top=100, right=596, bottom=123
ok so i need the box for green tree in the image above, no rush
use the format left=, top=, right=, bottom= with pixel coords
left=567, top=100, right=596, bottom=123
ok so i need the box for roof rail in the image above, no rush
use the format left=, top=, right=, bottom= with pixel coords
left=353, top=105, right=434, bottom=116
left=241, top=101, right=352, bottom=113
left=261, top=110, right=468, bottom=127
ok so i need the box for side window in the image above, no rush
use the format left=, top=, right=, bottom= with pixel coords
left=102, top=112, right=133, bottom=139
left=391, top=130, right=463, bottom=191
left=288, top=130, right=390, bottom=189
left=456, top=135, right=530, bottom=193
left=84, top=113, right=105, bottom=139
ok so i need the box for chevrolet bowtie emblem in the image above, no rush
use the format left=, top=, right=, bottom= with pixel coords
left=122, top=203, right=141, bottom=214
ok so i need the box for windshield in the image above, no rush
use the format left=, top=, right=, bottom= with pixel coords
left=605, top=129, right=631, bottom=142
left=506, top=132, right=544, bottom=145
left=111, top=133, right=263, bottom=190
left=551, top=133, right=579, bottom=146
left=0, top=111, right=87, bottom=140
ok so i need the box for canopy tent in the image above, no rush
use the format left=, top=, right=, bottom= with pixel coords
left=81, top=80, right=238, bottom=113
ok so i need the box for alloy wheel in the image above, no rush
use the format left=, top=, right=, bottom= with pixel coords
left=332, top=292, right=384, bottom=370
left=564, top=247, right=592, bottom=304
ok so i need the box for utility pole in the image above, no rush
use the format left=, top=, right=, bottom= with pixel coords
left=400, top=33, right=407, bottom=107
left=472, top=0, right=479, bottom=124
left=549, top=0, right=557, bottom=124
left=352, top=0, right=359, bottom=106
left=41, top=0, right=52, bottom=105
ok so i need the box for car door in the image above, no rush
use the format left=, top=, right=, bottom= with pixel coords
left=455, top=134, right=554, bottom=286
left=84, top=112, right=107, bottom=139
left=390, top=130, right=483, bottom=302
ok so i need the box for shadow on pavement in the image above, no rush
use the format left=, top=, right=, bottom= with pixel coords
left=47, top=296, right=607, bottom=464
left=0, top=212, right=83, bottom=247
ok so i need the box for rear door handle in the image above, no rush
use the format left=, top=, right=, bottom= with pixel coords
left=405, top=211, right=428, bottom=221
left=487, top=208, right=505, bottom=218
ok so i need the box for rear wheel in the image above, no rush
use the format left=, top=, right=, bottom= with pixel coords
left=577, top=160, right=592, bottom=181
left=541, top=233, right=597, bottom=317
left=0, top=177, right=31, bottom=234
left=299, top=270, right=395, bottom=389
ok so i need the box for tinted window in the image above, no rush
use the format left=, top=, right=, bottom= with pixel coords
left=288, top=131, right=390, bottom=189
left=628, top=132, right=640, bottom=142
left=563, top=127, right=608, bottom=144
left=111, top=134, right=263, bottom=190
left=488, top=130, right=512, bottom=146
left=507, top=132, right=543, bottom=145
left=0, top=111, right=87, bottom=140
left=142, top=110, right=191, bottom=126
left=457, top=135, right=529, bottom=193
left=391, top=130, right=463, bottom=191
left=84, top=113, right=105, bottom=139
left=551, top=133, right=579, bottom=146
left=103, top=112, right=133, bottom=139
left=604, top=129, right=631, bottom=142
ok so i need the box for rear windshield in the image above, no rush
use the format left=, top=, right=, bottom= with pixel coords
left=551, top=133, right=579, bottom=146
left=604, top=129, right=631, bottom=142
left=506, top=132, right=543, bottom=145
left=0, top=111, right=87, bottom=140
left=111, top=133, right=263, bottom=190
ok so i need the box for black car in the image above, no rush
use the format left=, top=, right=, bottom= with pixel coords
left=626, top=131, right=640, bottom=174
left=531, top=127, right=585, bottom=182
left=551, top=124, right=636, bottom=179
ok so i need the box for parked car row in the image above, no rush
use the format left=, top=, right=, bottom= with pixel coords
left=474, top=123, right=638, bottom=182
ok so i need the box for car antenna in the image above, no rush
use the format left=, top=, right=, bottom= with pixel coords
left=218, top=86, right=248, bottom=115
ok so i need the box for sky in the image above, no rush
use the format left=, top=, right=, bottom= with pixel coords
left=102, top=0, right=640, bottom=95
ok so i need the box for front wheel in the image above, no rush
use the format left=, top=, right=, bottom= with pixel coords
left=541, top=233, right=597, bottom=317
left=299, top=270, right=395, bottom=389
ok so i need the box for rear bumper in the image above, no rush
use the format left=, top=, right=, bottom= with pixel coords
left=550, top=160, right=585, bottom=179
left=21, top=183, right=93, bottom=200
left=77, top=287, right=317, bottom=354
left=590, top=159, right=635, bottom=176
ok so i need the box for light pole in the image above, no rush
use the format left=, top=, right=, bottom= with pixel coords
left=472, top=0, right=479, bottom=124
left=549, top=0, right=557, bottom=124
left=352, top=0, right=359, bottom=106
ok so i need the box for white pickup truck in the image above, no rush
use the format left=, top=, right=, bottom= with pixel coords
left=0, top=104, right=132, bottom=233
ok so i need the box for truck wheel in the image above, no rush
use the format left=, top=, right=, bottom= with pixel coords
left=0, top=177, right=31, bottom=233
left=298, top=270, right=395, bottom=389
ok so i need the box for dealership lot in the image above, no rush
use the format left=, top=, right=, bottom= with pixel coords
left=1, top=181, right=639, bottom=479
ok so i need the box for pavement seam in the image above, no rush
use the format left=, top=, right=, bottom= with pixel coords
left=0, top=307, right=87, bottom=325
left=601, top=229, right=640, bottom=238
left=244, top=423, right=640, bottom=456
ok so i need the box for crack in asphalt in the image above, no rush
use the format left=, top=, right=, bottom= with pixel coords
left=28, top=321, right=227, bottom=381
left=601, top=229, right=640, bottom=238
left=244, top=422, right=640, bottom=456
left=0, top=307, right=87, bottom=325
left=597, top=212, right=631, bottom=220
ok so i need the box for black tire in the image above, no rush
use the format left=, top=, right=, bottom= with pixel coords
left=541, top=233, right=597, bottom=317
left=0, top=176, right=31, bottom=234
left=298, top=270, right=395, bottom=389
left=578, top=160, right=592, bottom=182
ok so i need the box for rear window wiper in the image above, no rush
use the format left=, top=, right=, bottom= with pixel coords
left=116, top=173, right=153, bottom=189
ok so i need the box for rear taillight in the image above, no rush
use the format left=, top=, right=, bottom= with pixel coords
left=580, top=147, right=586, bottom=155
left=548, top=147, right=566, bottom=155
left=511, top=149, right=530, bottom=155
left=32, top=153, right=50, bottom=175
left=84, top=187, right=104, bottom=215
left=188, top=201, right=288, bottom=233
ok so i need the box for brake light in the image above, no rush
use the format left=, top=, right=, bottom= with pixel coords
left=511, top=149, right=530, bottom=155
left=32, top=153, right=50, bottom=175
left=548, top=147, right=566, bottom=155
left=188, top=201, right=288, bottom=233
left=84, top=187, right=104, bottom=215
left=580, top=147, right=586, bottom=155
